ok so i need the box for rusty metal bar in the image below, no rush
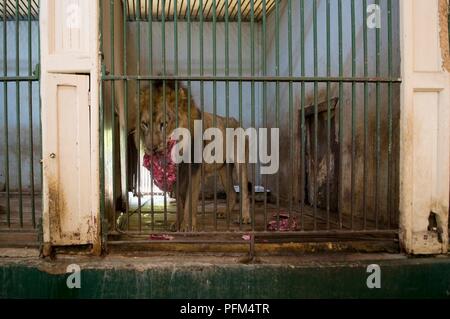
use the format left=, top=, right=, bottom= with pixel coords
left=102, top=75, right=401, bottom=83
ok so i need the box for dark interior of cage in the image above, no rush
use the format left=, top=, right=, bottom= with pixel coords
left=101, top=0, right=401, bottom=235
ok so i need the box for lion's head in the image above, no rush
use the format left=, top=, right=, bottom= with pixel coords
left=135, top=80, right=198, bottom=155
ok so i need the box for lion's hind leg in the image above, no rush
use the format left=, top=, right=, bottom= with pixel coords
left=235, top=162, right=251, bottom=225
left=219, top=164, right=237, bottom=220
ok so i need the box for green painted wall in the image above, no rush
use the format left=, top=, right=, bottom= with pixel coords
left=1, top=258, right=450, bottom=298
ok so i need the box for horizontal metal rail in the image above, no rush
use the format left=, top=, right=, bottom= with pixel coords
left=108, top=230, right=399, bottom=244
left=102, top=75, right=402, bottom=83
left=0, top=75, right=39, bottom=81
left=109, top=229, right=398, bottom=237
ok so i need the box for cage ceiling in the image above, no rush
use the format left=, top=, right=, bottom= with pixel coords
left=0, top=0, right=39, bottom=20
left=125, top=0, right=276, bottom=22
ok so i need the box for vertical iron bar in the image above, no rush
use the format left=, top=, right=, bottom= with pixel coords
left=110, top=0, right=116, bottom=231
left=326, top=0, right=331, bottom=230
left=275, top=0, right=280, bottom=231
left=375, top=0, right=381, bottom=229
left=38, top=0, right=42, bottom=218
left=100, top=77, right=106, bottom=238
left=148, top=0, right=154, bottom=231
left=288, top=0, right=293, bottom=224
left=351, top=0, right=356, bottom=230
left=156, top=0, right=160, bottom=19
left=313, top=0, right=318, bottom=230
left=338, top=0, right=343, bottom=229
left=162, top=0, right=167, bottom=227
left=174, top=0, right=179, bottom=231
left=213, top=0, right=217, bottom=231
left=15, top=0, right=23, bottom=228
left=238, top=0, right=242, bottom=230
left=3, top=0, right=10, bottom=227
left=363, top=0, right=368, bottom=230
left=136, top=0, right=142, bottom=232
left=99, top=0, right=106, bottom=244
left=187, top=0, right=192, bottom=230
left=251, top=0, right=256, bottom=231
left=225, top=0, right=231, bottom=231
left=28, top=0, right=35, bottom=228
left=300, top=0, right=305, bottom=230
left=262, top=0, right=267, bottom=230
left=387, top=0, right=393, bottom=229
left=199, top=0, right=205, bottom=230
left=123, top=0, right=130, bottom=231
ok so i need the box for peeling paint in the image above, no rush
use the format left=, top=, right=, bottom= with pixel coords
left=439, top=0, right=450, bottom=72
left=47, top=177, right=62, bottom=244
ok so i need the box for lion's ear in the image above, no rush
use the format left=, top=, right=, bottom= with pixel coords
left=137, top=85, right=149, bottom=105
left=166, top=107, right=177, bottom=122
left=178, top=87, right=187, bottom=100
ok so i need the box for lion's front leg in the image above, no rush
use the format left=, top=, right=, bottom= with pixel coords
left=236, top=162, right=251, bottom=225
left=171, top=196, right=184, bottom=232
left=219, top=164, right=237, bottom=219
left=180, top=167, right=202, bottom=232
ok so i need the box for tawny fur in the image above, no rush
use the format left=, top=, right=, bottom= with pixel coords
left=135, top=81, right=251, bottom=231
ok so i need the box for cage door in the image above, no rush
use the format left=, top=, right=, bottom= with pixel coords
left=42, top=74, right=92, bottom=245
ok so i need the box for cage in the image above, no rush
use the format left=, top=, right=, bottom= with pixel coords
left=99, top=0, right=401, bottom=246
left=0, top=0, right=41, bottom=243
left=0, top=0, right=448, bottom=256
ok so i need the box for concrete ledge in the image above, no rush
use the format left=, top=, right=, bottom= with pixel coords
left=1, top=251, right=450, bottom=298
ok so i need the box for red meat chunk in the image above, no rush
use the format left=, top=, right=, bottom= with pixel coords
left=143, top=139, right=177, bottom=192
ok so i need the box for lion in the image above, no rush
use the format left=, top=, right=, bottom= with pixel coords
left=135, top=80, right=251, bottom=232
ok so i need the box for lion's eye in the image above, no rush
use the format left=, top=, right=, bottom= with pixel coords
left=141, top=121, right=148, bottom=130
